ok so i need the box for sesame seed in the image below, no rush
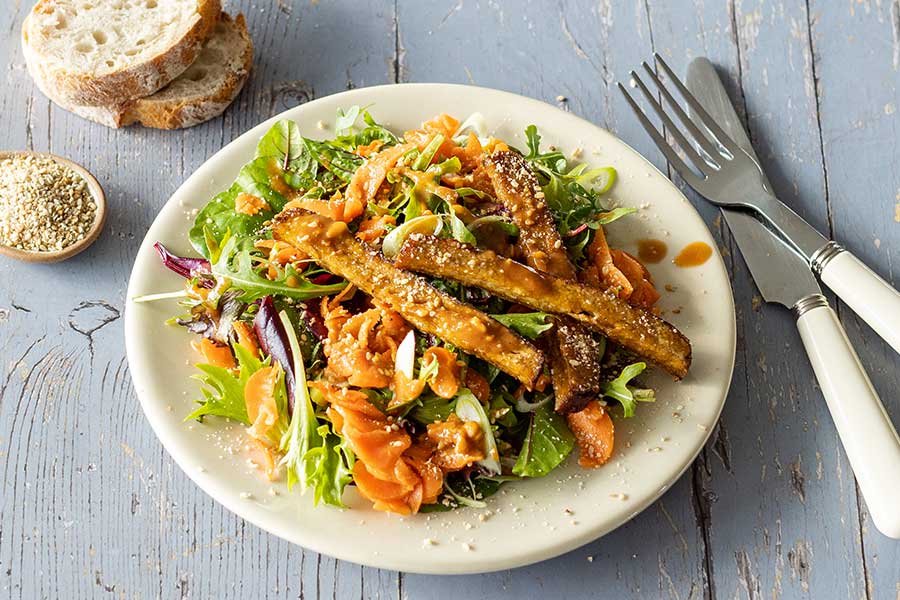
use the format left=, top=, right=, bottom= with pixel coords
left=0, top=155, right=97, bottom=252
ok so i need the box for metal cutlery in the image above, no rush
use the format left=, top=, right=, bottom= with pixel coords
left=619, top=55, right=900, bottom=358
left=619, top=55, right=900, bottom=538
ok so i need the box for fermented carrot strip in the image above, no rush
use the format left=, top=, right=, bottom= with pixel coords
left=195, top=338, right=235, bottom=369
left=566, top=400, right=615, bottom=467
left=232, top=321, right=259, bottom=357
left=587, top=226, right=633, bottom=299
left=422, top=347, right=461, bottom=399
left=245, top=366, right=279, bottom=440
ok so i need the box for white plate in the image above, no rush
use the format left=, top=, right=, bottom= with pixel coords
left=125, top=83, right=735, bottom=574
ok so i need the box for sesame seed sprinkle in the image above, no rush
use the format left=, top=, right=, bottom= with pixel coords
left=0, top=155, right=97, bottom=252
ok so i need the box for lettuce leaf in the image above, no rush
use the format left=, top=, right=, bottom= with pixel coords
left=185, top=343, right=263, bottom=424
left=602, top=362, right=655, bottom=418
left=277, top=310, right=352, bottom=507
left=210, top=231, right=346, bottom=302
left=512, top=403, right=574, bottom=477
left=521, top=124, right=625, bottom=259
left=490, top=312, right=553, bottom=339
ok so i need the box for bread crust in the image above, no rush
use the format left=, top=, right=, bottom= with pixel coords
left=27, top=12, right=252, bottom=130
left=22, top=0, right=221, bottom=106
left=126, top=13, right=253, bottom=129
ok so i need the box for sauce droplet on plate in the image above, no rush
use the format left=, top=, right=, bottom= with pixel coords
left=673, top=241, right=712, bottom=267
left=637, top=239, right=668, bottom=264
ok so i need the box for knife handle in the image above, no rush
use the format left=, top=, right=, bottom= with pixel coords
left=795, top=297, right=900, bottom=538
left=816, top=246, right=900, bottom=356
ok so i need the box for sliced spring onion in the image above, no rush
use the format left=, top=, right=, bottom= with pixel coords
left=411, top=134, right=445, bottom=170
left=381, top=214, right=442, bottom=257
left=455, top=390, right=501, bottom=475
left=131, top=289, right=189, bottom=303
left=394, top=330, right=415, bottom=379
left=452, top=112, right=489, bottom=145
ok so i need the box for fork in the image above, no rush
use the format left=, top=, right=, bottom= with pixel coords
left=617, top=54, right=900, bottom=358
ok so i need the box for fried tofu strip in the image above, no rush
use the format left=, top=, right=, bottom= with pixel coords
left=272, top=209, right=545, bottom=388
left=394, top=235, right=692, bottom=379
left=484, top=151, right=604, bottom=412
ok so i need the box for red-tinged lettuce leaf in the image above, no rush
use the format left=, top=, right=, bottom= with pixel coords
left=254, top=296, right=296, bottom=413
left=153, top=242, right=211, bottom=279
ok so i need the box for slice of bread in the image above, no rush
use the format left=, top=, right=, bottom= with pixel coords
left=28, top=13, right=253, bottom=130
left=22, top=0, right=221, bottom=106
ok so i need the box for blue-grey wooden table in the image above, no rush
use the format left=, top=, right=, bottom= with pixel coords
left=2, top=1, right=899, bottom=598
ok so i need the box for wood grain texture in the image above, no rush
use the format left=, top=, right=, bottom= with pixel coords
left=1, top=1, right=898, bottom=599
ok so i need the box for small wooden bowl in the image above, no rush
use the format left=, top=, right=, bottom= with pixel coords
left=0, top=151, right=107, bottom=263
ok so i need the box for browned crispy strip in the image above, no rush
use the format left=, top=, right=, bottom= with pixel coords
left=272, top=209, right=545, bottom=388
left=394, top=235, right=692, bottom=379
left=484, top=151, right=604, bottom=412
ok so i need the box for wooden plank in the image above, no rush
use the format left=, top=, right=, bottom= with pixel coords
left=647, top=1, right=870, bottom=599
left=0, top=1, right=399, bottom=598
left=398, top=1, right=709, bottom=597
left=808, top=1, right=900, bottom=596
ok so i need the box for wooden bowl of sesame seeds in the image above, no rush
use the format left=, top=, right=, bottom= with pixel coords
left=0, top=151, right=106, bottom=263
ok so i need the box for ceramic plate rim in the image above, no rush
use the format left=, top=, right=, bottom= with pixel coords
left=124, top=82, right=736, bottom=574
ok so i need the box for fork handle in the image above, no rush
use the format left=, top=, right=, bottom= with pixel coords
left=815, top=246, right=900, bottom=356
left=796, top=298, right=900, bottom=538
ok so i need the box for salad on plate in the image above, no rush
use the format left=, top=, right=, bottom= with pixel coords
left=139, top=108, right=692, bottom=514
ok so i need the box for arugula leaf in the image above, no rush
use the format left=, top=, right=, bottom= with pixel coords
left=521, top=124, right=627, bottom=257
left=602, top=362, right=655, bottom=418
left=512, top=403, right=575, bottom=477
left=596, top=206, right=637, bottom=225
left=278, top=310, right=352, bottom=506
left=210, top=232, right=346, bottom=302
left=490, top=312, right=553, bottom=339
left=186, top=343, right=264, bottom=424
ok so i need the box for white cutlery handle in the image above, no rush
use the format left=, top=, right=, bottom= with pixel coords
left=796, top=300, right=900, bottom=538
left=818, top=249, right=900, bottom=356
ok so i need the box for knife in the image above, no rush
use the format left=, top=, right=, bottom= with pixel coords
left=686, top=57, right=900, bottom=538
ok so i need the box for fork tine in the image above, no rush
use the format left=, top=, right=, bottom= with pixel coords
left=653, top=53, right=741, bottom=157
left=617, top=82, right=706, bottom=191
left=640, top=61, right=720, bottom=164
left=629, top=70, right=711, bottom=176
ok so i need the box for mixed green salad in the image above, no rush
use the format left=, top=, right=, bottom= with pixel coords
left=141, top=107, right=664, bottom=514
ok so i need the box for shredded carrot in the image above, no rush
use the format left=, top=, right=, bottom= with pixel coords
left=356, top=214, right=396, bottom=243
left=389, top=371, right=427, bottom=410
left=422, top=347, right=461, bottom=399
left=321, top=295, right=411, bottom=388
left=484, top=137, right=510, bottom=154
left=245, top=366, right=279, bottom=440
left=235, top=192, right=270, bottom=216
left=250, top=437, right=279, bottom=481
left=317, top=382, right=442, bottom=514
left=354, top=140, right=384, bottom=157
left=583, top=226, right=633, bottom=298
left=567, top=400, right=615, bottom=467
left=610, top=249, right=661, bottom=309
left=426, top=414, right=486, bottom=471
left=194, top=338, right=236, bottom=369
left=232, top=321, right=260, bottom=357
left=344, top=143, right=414, bottom=220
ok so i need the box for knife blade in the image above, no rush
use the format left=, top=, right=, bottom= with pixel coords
left=684, top=57, right=822, bottom=310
